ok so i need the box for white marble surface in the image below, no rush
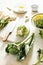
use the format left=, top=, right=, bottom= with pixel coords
left=0, top=0, right=43, bottom=65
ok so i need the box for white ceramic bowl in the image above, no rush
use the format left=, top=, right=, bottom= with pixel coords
left=14, top=6, right=27, bottom=14
left=32, top=13, right=43, bottom=31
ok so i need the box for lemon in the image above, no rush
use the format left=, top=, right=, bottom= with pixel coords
left=18, top=6, right=24, bottom=9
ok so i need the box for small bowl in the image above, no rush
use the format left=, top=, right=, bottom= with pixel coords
left=32, top=13, right=43, bottom=31
left=31, top=4, right=38, bottom=12
left=14, top=6, right=27, bottom=14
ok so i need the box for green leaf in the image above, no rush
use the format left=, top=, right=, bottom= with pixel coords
left=5, top=44, right=19, bottom=55
left=34, top=49, right=43, bottom=65
left=39, top=30, right=43, bottom=38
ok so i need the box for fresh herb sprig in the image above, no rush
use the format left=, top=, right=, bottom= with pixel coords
left=34, top=49, right=43, bottom=65
left=5, top=33, right=34, bottom=61
left=0, top=17, right=9, bottom=30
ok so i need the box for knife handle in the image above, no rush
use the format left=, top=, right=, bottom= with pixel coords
left=3, top=32, right=11, bottom=42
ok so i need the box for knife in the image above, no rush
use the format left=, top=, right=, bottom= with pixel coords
left=2, top=21, right=17, bottom=42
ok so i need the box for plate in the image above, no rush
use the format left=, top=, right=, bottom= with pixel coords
left=7, top=21, right=30, bottom=42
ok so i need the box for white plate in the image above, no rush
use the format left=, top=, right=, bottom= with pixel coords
left=7, top=20, right=30, bottom=42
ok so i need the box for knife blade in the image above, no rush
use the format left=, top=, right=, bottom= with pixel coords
left=2, top=21, right=17, bottom=42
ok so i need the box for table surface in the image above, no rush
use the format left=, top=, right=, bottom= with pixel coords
left=0, top=0, right=43, bottom=65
